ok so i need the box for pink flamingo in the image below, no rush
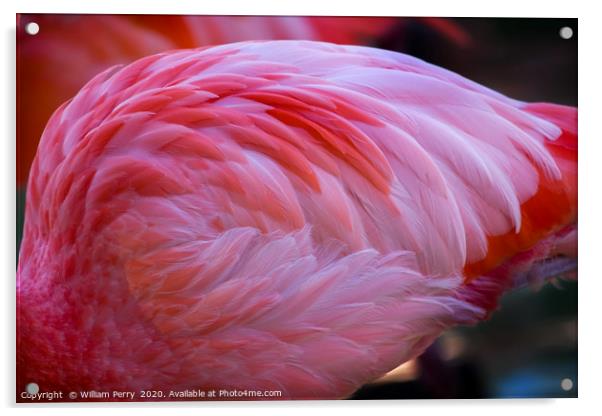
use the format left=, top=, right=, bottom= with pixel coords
left=17, top=40, right=577, bottom=400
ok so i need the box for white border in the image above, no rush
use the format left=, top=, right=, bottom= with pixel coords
left=3, top=1, right=601, bottom=415
left=10, top=0, right=582, bottom=17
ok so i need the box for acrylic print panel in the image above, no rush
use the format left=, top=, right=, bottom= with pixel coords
left=16, top=14, right=577, bottom=402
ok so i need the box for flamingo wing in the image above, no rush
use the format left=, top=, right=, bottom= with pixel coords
left=18, top=40, right=576, bottom=399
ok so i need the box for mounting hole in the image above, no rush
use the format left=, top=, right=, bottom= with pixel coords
left=561, top=377, right=574, bottom=391
left=25, top=22, right=40, bottom=35
left=559, top=26, right=573, bottom=40
left=25, top=382, right=39, bottom=395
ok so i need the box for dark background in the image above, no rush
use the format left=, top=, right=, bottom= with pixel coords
left=378, top=17, right=577, bottom=106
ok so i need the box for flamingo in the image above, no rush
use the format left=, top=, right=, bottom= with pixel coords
left=17, top=40, right=577, bottom=400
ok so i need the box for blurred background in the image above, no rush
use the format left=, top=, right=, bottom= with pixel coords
left=16, top=15, right=577, bottom=399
